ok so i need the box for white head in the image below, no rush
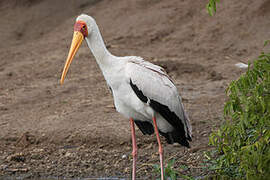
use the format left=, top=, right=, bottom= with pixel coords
left=75, top=14, right=97, bottom=38
left=60, top=14, right=97, bottom=84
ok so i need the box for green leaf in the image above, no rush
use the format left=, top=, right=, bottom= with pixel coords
left=207, top=0, right=219, bottom=16
left=264, top=40, right=270, bottom=47
left=206, top=42, right=270, bottom=179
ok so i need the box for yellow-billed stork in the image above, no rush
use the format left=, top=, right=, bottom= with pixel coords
left=60, top=14, right=192, bottom=180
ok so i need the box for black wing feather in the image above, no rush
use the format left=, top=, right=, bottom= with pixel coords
left=130, top=79, right=147, bottom=103
left=130, top=79, right=191, bottom=148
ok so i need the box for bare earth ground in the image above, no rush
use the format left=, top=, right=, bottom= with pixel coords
left=0, top=0, right=269, bottom=179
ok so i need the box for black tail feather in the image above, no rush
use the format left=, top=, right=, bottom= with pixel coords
left=134, top=120, right=190, bottom=148
left=159, top=129, right=190, bottom=148
left=134, top=120, right=154, bottom=135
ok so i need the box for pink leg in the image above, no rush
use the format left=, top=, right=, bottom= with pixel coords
left=152, top=116, right=164, bottom=180
left=130, top=118, right=137, bottom=180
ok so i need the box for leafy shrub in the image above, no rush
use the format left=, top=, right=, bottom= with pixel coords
left=153, top=159, right=195, bottom=180
left=153, top=159, right=178, bottom=180
left=207, top=0, right=220, bottom=16
left=208, top=47, right=270, bottom=179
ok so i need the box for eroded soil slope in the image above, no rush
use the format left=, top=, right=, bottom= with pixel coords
left=0, top=0, right=269, bottom=178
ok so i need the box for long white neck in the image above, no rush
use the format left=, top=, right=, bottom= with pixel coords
left=85, top=21, right=114, bottom=72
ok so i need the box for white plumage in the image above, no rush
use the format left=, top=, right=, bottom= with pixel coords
left=60, top=14, right=192, bottom=180
left=125, top=57, right=192, bottom=136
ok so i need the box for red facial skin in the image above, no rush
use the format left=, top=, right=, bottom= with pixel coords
left=74, top=21, right=88, bottom=37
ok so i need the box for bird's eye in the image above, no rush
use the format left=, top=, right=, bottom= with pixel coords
left=82, top=25, right=86, bottom=30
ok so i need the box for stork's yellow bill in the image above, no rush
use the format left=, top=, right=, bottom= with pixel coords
left=60, top=21, right=88, bottom=84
